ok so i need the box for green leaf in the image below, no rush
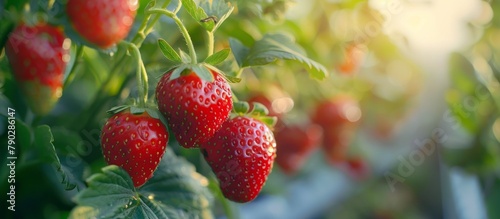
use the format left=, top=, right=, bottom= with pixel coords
left=233, top=101, right=250, bottom=114
left=180, top=0, right=214, bottom=31
left=249, top=102, right=269, bottom=116
left=179, top=50, right=192, bottom=63
left=192, top=64, right=214, bottom=82
left=145, top=0, right=156, bottom=11
left=34, top=125, right=77, bottom=190
left=199, top=0, right=234, bottom=31
left=70, top=148, right=213, bottom=219
left=170, top=64, right=189, bottom=81
left=130, top=106, right=146, bottom=114
left=107, top=105, right=130, bottom=115
left=69, top=165, right=137, bottom=219
left=258, top=116, right=278, bottom=128
left=229, top=38, right=250, bottom=68
left=203, top=64, right=242, bottom=83
left=223, top=74, right=241, bottom=83
left=145, top=108, right=169, bottom=128
left=158, top=39, right=182, bottom=63
left=243, top=33, right=329, bottom=80
left=204, top=48, right=230, bottom=65
left=139, top=148, right=213, bottom=218
left=144, top=108, right=161, bottom=120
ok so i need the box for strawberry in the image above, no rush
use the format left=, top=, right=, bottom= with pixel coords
left=66, top=0, right=138, bottom=48
left=5, top=23, right=70, bottom=115
left=155, top=69, right=232, bottom=149
left=201, top=116, right=277, bottom=203
left=275, top=123, right=322, bottom=175
left=100, top=109, right=169, bottom=187
left=311, top=95, right=361, bottom=164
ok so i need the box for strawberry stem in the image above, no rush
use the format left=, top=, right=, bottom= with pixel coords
left=63, top=45, right=84, bottom=89
left=133, top=0, right=172, bottom=47
left=147, top=7, right=198, bottom=64
left=123, top=41, right=149, bottom=106
left=207, top=31, right=215, bottom=56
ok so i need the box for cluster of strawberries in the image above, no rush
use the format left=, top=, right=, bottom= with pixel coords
left=5, top=0, right=277, bottom=203
left=6, top=0, right=138, bottom=115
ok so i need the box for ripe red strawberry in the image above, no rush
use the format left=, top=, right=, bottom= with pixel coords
left=275, top=123, right=322, bottom=175
left=201, top=116, right=277, bottom=203
left=156, top=69, right=232, bottom=149
left=66, top=0, right=138, bottom=48
left=311, top=95, right=361, bottom=164
left=100, top=109, right=169, bottom=187
left=5, top=23, right=70, bottom=115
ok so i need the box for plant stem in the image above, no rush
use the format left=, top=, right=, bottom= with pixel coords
left=147, top=8, right=198, bottom=64
left=122, top=41, right=148, bottom=106
left=235, top=67, right=244, bottom=78
left=133, top=0, right=172, bottom=47
left=63, top=45, right=84, bottom=89
left=74, top=0, right=171, bottom=130
left=207, top=31, right=214, bottom=56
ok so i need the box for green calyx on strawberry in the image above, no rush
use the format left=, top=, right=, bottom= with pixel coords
left=201, top=101, right=277, bottom=203
left=100, top=105, right=169, bottom=188
left=66, top=0, right=138, bottom=49
left=155, top=64, right=233, bottom=149
left=5, top=22, right=71, bottom=116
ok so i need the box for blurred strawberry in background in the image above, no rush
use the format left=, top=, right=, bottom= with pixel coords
left=275, top=123, right=323, bottom=175
left=337, top=43, right=366, bottom=75
left=311, top=95, right=362, bottom=164
left=338, top=156, right=371, bottom=180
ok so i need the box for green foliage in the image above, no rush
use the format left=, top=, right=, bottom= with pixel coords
left=192, top=63, right=215, bottom=82
left=204, top=49, right=231, bottom=65
left=446, top=53, right=494, bottom=134
left=70, top=148, right=213, bottom=219
left=199, top=0, right=234, bottom=32
left=33, top=125, right=78, bottom=190
left=158, top=38, right=182, bottom=63
left=230, top=33, right=329, bottom=80
left=181, top=0, right=213, bottom=31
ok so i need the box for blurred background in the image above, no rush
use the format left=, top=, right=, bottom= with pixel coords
left=1, top=0, right=500, bottom=218
left=219, top=0, right=500, bottom=218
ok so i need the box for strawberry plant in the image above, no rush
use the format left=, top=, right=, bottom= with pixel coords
left=3, top=0, right=499, bottom=218
left=0, top=0, right=328, bottom=218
